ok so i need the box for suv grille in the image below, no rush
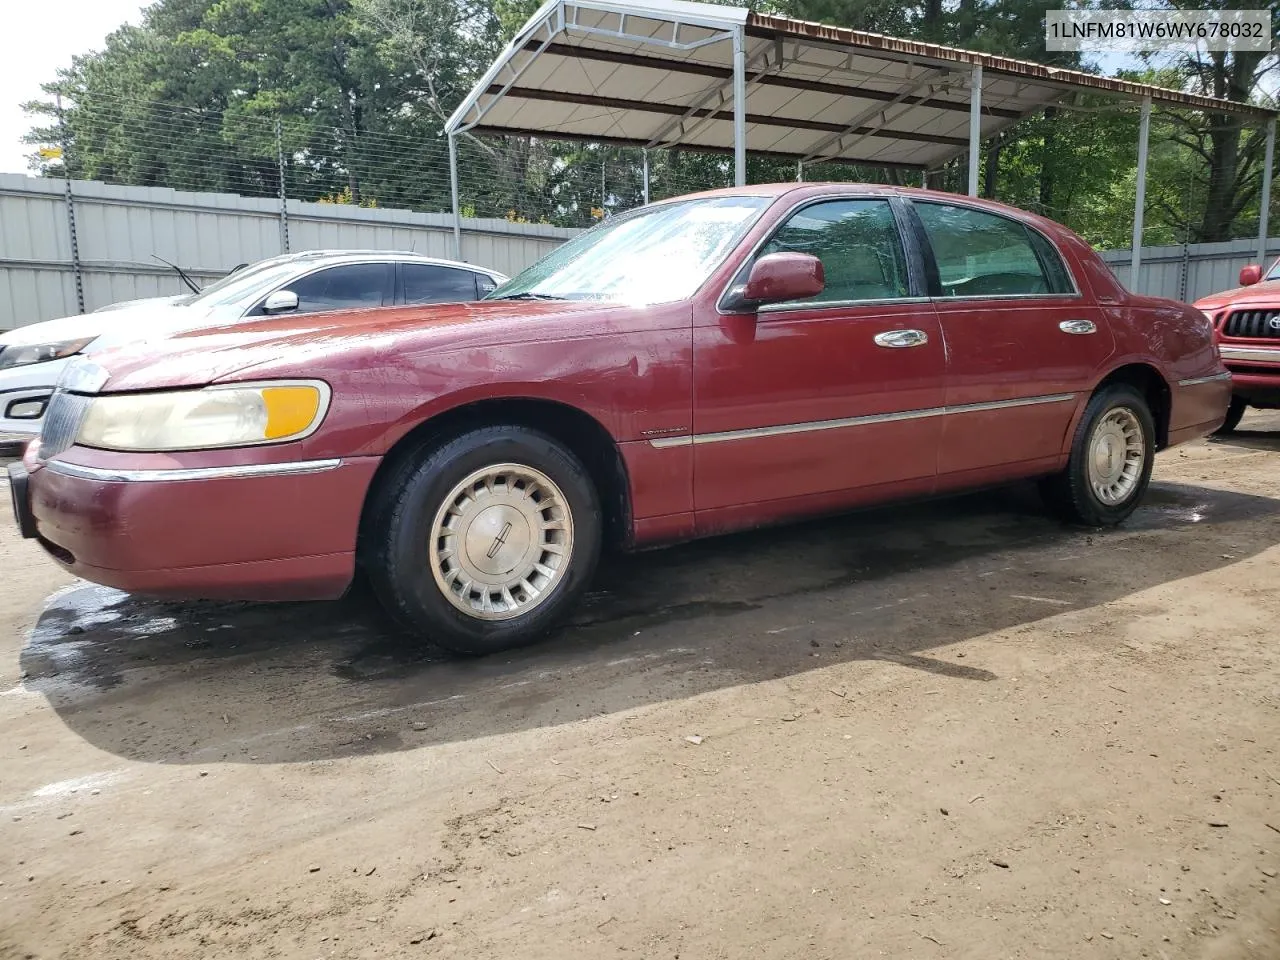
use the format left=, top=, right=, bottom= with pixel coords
left=1222, top=309, right=1280, bottom=339
left=39, top=391, right=92, bottom=459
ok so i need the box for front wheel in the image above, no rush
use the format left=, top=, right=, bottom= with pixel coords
left=1040, top=384, right=1156, bottom=526
left=363, top=426, right=602, bottom=655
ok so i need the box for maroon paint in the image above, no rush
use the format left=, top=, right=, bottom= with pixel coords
left=22, top=184, right=1229, bottom=601
left=742, top=252, right=825, bottom=302
left=1195, top=273, right=1280, bottom=407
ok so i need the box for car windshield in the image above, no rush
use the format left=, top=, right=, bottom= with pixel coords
left=488, top=196, right=772, bottom=305
left=186, top=259, right=312, bottom=309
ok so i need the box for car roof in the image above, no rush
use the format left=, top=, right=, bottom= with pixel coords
left=267, top=249, right=505, bottom=278
left=659, top=181, right=1074, bottom=240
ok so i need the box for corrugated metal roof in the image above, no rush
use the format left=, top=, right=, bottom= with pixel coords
left=447, top=0, right=1276, bottom=171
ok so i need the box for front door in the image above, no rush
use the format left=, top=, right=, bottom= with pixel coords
left=692, top=196, right=946, bottom=526
left=909, top=200, right=1114, bottom=478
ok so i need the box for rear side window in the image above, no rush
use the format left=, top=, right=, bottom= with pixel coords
left=914, top=202, right=1074, bottom=297
left=403, top=263, right=483, bottom=304
left=760, top=198, right=909, bottom=304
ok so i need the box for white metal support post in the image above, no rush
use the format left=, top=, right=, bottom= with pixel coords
left=642, top=148, right=650, bottom=205
left=1258, top=117, right=1275, bottom=267
left=1131, top=95, right=1152, bottom=291
left=796, top=160, right=803, bottom=182
left=732, top=26, right=747, bottom=187
left=967, top=64, right=982, bottom=197
left=449, top=132, right=463, bottom=261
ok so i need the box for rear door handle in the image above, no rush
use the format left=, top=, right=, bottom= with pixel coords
left=874, top=329, right=929, bottom=348
left=1059, top=319, right=1097, bottom=335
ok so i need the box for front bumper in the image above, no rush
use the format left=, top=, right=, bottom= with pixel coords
left=16, top=448, right=381, bottom=601
left=1219, top=344, right=1280, bottom=404
left=0, top=386, right=55, bottom=437
left=7, top=460, right=37, bottom=538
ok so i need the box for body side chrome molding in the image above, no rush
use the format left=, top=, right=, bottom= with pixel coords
left=649, top=392, right=1077, bottom=448
left=1177, top=372, right=1233, bottom=387
left=43, top=458, right=343, bottom=483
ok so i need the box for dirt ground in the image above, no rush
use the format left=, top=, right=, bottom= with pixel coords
left=1, top=413, right=1279, bottom=960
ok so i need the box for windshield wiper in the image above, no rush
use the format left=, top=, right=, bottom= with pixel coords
left=488, top=292, right=567, bottom=301
left=152, top=254, right=201, bottom=294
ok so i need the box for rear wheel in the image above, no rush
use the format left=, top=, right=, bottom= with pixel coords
left=1040, top=384, right=1155, bottom=526
left=363, top=426, right=602, bottom=655
left=1212, top=395, right=1247, bottom=436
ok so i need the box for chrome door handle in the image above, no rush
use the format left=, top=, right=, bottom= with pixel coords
left=874, top=329, right=929, bottom=348
left=1059, top=319, right=1097, bottom=335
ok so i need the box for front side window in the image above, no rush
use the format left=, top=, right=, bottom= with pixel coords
left=193, top=260, right=312, bottom=310
left=403, top=263, right=481, bottom=304
left=914, top=202, right=1074, bottom=297
left=1265, top=257, right=1280, bottom=281
left=759, top=198, right=909, bottom=305
left=275, top=263, right=391, bottom=314
left=488, top=196, right=771, bottom=306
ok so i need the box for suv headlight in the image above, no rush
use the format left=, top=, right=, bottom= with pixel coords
left=0, top=338, right=94, bottom=370
left=76, top=380, right=331, bottom=452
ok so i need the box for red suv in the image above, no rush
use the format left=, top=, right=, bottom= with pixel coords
left=1195, top=258, right=1280, bottom=432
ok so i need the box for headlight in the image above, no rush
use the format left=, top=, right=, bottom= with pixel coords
left=76, top=380, right=331, bottom=452
left=0, top=338, right=94, bottom=370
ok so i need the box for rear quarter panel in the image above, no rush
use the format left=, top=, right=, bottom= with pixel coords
left=1108, top=295, right=1227, bottom=439
left=1048, top=232, right=1225, bottom=447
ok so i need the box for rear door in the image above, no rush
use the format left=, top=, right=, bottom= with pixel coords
left=909, top=200, right=1112, bottom=478
left=692, top=195, right=945, bottom=517
left=398, top=262, right=489, bottom=305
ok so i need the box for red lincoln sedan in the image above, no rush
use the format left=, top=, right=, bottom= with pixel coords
left=9, top=184, right=1230, bottom=654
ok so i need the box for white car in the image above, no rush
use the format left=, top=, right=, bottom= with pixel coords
left=0, top=250, right=506, bottom=439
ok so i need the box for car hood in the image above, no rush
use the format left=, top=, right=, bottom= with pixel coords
left=83, top=299, right=632, bottom=392
left=93, top=294, right=193, bottom=313
left=1194, top=278, right=1280, bottom=310
left=0, top=302, right=233, bottom=349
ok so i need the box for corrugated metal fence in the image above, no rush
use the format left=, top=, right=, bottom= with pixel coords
left=1098, top=239, right=1278, bottom=303
left=3, top=171, right=1277, bottom=331
left=0, top=174, right=577, bottom=330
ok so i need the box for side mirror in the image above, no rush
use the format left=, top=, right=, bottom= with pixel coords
left=1239, top=264, right=1262, bottom=286
left=263, top=289, right=300, bottom=313
left=724, top=252, right=825, bottom=311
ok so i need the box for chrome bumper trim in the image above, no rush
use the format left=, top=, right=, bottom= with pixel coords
left=42, top=458, right=343, bottom=483
left=1219, top=346, right=1280, bottom=363
left=1177, top=372, right=1233, bottom=387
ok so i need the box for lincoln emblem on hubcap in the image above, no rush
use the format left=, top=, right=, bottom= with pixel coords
left=1086, top=407, right=1145, bottom=505
left=429, top=464, right=574, bottom=621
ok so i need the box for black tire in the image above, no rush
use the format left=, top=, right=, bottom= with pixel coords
left=1039, top=384, right=1156, bottom=527
left=362, top=425, right=602, bottom=655
left=1213, top=395, right=1247, bottom=436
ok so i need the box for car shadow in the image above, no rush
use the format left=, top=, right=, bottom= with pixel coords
left=1211, top=429, right=1280, bottom=453
left=18, top=478, right=1280, bottom=765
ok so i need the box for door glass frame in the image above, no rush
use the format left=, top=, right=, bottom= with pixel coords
left=247, top=261, right=394, bottom=316
left=717, top=194, right=930, bottom=316
left=905, top=199, right=1082, bottom=301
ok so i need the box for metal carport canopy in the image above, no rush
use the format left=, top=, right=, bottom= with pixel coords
left=444, top=0, right=1278, bottom=283
left=445, top=0, right=1275, bottom=173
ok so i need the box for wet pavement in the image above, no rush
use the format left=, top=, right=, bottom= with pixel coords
left=15, top=473, right=1280, bottom=765
left=5, top=421, right=1280, bottom=960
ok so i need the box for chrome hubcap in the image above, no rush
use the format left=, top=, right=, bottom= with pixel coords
left=1087, top=407, right=1145, bottom=505
left=429, top=463, right=574, bottom=621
